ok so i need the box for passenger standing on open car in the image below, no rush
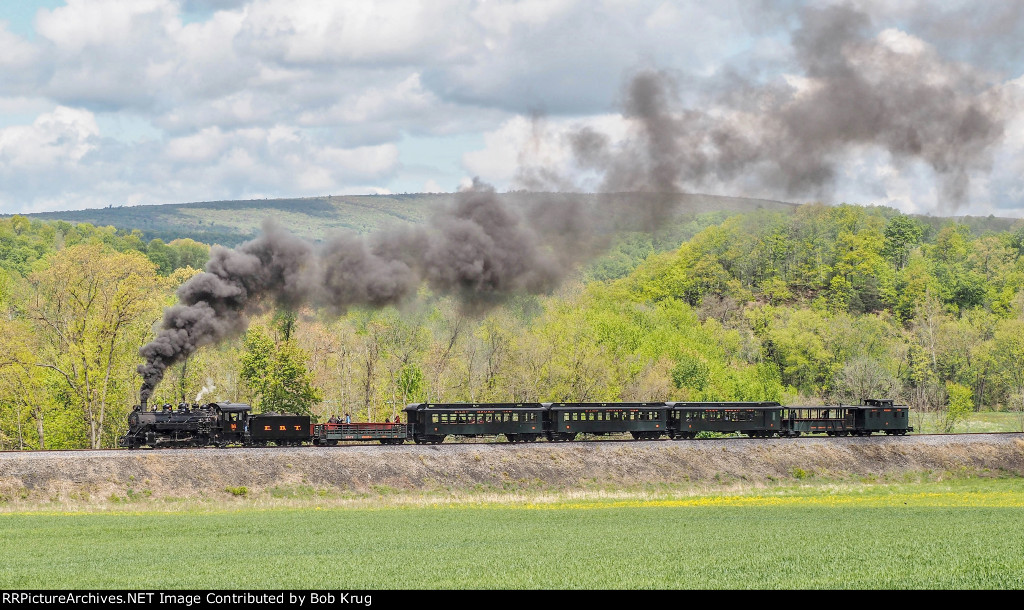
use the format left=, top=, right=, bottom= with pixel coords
left=345, top=413, right=351, bottom=424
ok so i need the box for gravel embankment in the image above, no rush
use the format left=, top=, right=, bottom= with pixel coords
left=1, top=434, right=1022, bottom=501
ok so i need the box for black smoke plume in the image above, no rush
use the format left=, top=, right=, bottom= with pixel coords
left=139, top=6, right=1016, bottom=399
left=138, top=71, right=692, bottom=402
left=136, top=186, right=605, bottom=402
left=524, top=5, right=1010, bottom=211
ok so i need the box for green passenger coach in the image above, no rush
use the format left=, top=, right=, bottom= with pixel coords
left=403, top=403, right=545, bottom=444
left=547, top=402, right=668, bottom=441
left=667, top=402, right=783, bottom=438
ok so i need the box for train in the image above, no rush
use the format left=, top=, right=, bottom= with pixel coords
left=118, top=398, right=912, bottom=449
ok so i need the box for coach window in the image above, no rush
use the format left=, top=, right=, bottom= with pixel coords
left=432, top=414, right=439, bottom=423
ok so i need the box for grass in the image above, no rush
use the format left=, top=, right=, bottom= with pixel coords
left=1, top=478, right=1022, bottom=589
left=913, top=410, right=1024, bottom=434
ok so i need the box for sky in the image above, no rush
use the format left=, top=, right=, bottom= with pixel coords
left=0, top=0, right=1022, bottom=217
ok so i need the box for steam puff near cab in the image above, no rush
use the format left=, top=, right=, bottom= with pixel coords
left=120, top=399, right=911, bottom=449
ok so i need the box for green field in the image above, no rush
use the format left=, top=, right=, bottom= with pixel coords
left=913, top=411, right=1024, bottom=434
left=2, top=479, right=1022, bottom=589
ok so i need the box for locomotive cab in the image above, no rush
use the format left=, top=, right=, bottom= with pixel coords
left=213, top=402, right=252, bottom=446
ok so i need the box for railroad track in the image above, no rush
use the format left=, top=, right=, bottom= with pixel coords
left=1, top=430, right=1021, bottom=455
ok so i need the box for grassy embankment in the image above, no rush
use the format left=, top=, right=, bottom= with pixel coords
left=2, top=477, right=1022, bottom=589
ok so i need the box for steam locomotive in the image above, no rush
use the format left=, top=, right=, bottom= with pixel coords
left=119, top=399, right=911, bottom=449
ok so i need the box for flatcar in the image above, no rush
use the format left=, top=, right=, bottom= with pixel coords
left=313, top=421, right=407, bottom=445
left=120, top=398, right=912, bottom=448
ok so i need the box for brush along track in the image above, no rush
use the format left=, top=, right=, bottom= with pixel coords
left=1, top=433, right=1022, bottom=503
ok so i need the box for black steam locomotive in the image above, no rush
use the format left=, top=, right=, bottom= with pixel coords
left=119, top=401, right=310, bottom=449
left=119, top=399, right=911, bottom=449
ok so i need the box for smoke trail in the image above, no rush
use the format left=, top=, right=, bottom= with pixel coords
left=138, top=182, right=600, bottom=401
left=524, top=6, right=1010, bottom=211
left=138, top=224, right=314, bottom=402
left=139, top=6, right=1015, bottom=399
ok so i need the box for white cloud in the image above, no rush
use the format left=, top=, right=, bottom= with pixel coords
left=463, top=113, right=630, bottom=189
left=0, top=106, right=399, bottom=213
left=0, top=0, right=1018, bottom=215
left=0, top=106, right=99, bottom=168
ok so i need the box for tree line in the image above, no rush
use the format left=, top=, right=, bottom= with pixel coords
left=1, top=203, right=1023, bottom=449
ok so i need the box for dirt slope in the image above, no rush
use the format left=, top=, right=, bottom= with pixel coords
left=2, top=434, right=1022, bottom=504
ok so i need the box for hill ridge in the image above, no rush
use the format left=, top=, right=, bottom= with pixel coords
left=9, top=192, right=799, bottom=246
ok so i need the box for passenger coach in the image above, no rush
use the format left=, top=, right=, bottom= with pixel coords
left=403, top=402, right=545, bottom=444
left=547, top=402, right=667, bottom=440
left=667, top=402, right=782, bottom=438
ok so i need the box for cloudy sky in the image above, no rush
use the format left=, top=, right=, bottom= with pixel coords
left=0, top=0, right=1022, bottom=216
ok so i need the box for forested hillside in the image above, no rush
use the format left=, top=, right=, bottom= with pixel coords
left=16, top=192, right=797, bottom=246
left=1, top=201, right=1024, bottom=449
